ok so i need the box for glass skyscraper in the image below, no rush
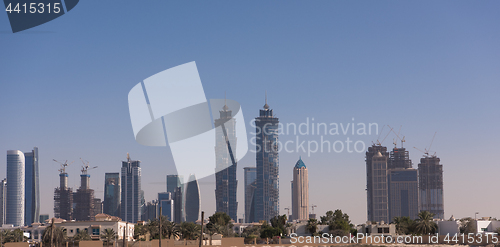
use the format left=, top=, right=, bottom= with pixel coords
left=24, top=147, right=40, bottom=226
left=244, top=167, right=257, bottom=223
left=167, top=175, right=184, bottom=222
left=418, top=156, right=444, bottom=219
left=121, top=153, right=142, bottom=223
left=158, top=192, right=174, bottom=222
left=0, top=178, right=7, bottom=226
left=6, top=150, right=25, bottom=226
left=184, top=174, right=200, bottom=222
left=254, top=99, right=280, bottom=222
left=103, top=173, right=120, bottom=217
left=215, top=102, right=238, bottom=221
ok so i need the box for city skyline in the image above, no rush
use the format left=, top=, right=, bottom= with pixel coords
left=1, top=1, right=500, bottom=225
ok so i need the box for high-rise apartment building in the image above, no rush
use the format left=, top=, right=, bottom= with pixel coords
left=244, top=167, right=257, bottom=223
left=418, top=156, right=444, bottom=219
left=214, top=102, right=238, bottom=221
left=0, top=178, right=7, bottom=225
left=184, top=174, right=200, bottom=222
left=121, top=153, right=142, bottom=223
left=24, top=147, right=40, bottom=226
left=254, top=99, right=279, bottom=222
left=291, top=157, right=309, bottom=221
left=388, top=169, right=419, bottom=220
left=103, top=173, right=120, bottom=217
left=6, top=150, right=25, bottom=226
left=370, top=151, right=389, bottom=223
left=366, top=145, right=389, bottom=223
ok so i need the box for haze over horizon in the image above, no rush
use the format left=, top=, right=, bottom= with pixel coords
left=1, top=1, right=499, bottom=225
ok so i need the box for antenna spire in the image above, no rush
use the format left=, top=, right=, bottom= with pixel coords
left=263, top=91, right=269, bottom=109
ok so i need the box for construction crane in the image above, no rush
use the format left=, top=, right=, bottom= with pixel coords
left=80, top=158, right=98, bottom=175
left=311, top=205, right=317, bottom=215
left=53, top=159, right=73, bottom=174
left=373, top=125, right=393, bottom=146
left=413, top=132, right=437, bottom=157
left=388, top=125, right=406, bottom=148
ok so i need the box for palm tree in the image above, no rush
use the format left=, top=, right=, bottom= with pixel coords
left=73, top=230, right=91, bottom=241
left=164, top=221, right=180, bottom=239
left=42, top=226, right=67, bottom=247
left=100, top=228, right=116, bottom=246
left=11, top=229, right=24, bottom=242
left=180, top=222, right=200, bottom=241
left=0, top=230, right=8, bottom=245
left=415, top=211, right=437, bottom=235
left=306, top=218, right=318, bottom=236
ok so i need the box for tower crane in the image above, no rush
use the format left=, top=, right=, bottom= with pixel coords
left=413, top=132, right=437, bottom=157
left=374, top=125, right=393, bottom=146
left=80, top=158, right=98, bottom=175
left=388, top=125, right=406, bottom=148
left=53, top=159, right=73, bottom=174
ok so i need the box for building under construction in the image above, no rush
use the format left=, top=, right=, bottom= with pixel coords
left=418, top=155, right=444, bottom=219
left=73, top=162, right=97, bottom=221
left=54, top=164, right=73, bottom=220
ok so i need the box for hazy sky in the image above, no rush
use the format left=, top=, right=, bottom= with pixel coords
left=1, top=1, right=499, bottom=225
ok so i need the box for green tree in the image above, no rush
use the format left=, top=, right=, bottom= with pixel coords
left=42, top=226, right=67, bottom=246
left=324, top=209, right=354, bottom=235
left=270, top=214, right=287, bottom=236
left=165, top=221, right=180, bottom=239
left=73, top=230, right=91, bottom=241
left=415, top=211, right=438, bottom=235
left=459, top=217, right=476, bottom=234
left=393, top=216, right=415, bottom=235
left=306, top=218, right=318, bottom=236
left=260, top=223, right=280, bottom=244
left=208, top=212, right=234, bottom=237
left=180, top=222, right=200, bottom=240
left=133, top=224, right=148, bottom=240
left=100, top=228, right=116, bottom=246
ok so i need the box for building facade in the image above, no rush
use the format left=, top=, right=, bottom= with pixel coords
left=418, top=156, right=444, bottom=219
left=243, top=167, right=257, bottom=223
left=388, top=168, right=419, bottom=220
left=6, top=150, right=25, bottom=226
left=73, top=172, right=95, bottom=221
left=292, top=157, right=309, bottom=221
left=214, top=103, right=238, bottom=221
left=158, top=192, right=174, bottom=222
left=24, top=147, right=40, bottom=226
left=366, top=145, right=389, bottom=223
left=54, top=171, right=73, bottom=220
left=103, top=173, right=120, bottom=217
left=0, top=178, right=7, bottom=225
left=184, top=174, right=200, bottom=222
left=371, top=151, right=389, bottom=223
left=121, top=153, right=142, bottom=223
left=167, top=175, right=183, bottom=222
left=254, top=100, right=280, bottom=222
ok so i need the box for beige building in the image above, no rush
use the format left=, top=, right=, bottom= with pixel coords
left=291, top=157, right=308, bottom=221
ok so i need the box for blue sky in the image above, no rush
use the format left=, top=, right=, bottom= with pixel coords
left=1, top=1, right=499, bottom=224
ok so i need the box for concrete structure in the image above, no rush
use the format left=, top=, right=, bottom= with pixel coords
left=356, top=221, right=397, bottom=236
left=121, top=153, right=142, bottom=223
left=388, top=147, right=412, bottom=169
left=103, top=172, right=120, bottom=217
left=437, top=220, right=460, bottom=236
left=54, top=170, right=73, bottom=220
left=93, top=198, right=103, bottom=216
left=24, top=147, right=40, bottom=226
left=0, top=178, right=7, bottom=225
left=243, top=167, right=256, bottom=223
left=7, top=150, right=25, bottom=226
left=214, top=102, right=238, bottom=222
left=73, top=170, right=96, bottom=221
left=418, top=155, right=444, bottom=219
left=254, top=98, right=280, bottom=222
left=388, top=168, right=419, bottom=220
left=370, top=151, right=389, bottom=223
left=476, top=220, right=500, bottom=234
left=184, top=174, right=200, bottom=222
left=366, top=145, right=389, bottom=223
left=291, top=157, right=308, bottom=221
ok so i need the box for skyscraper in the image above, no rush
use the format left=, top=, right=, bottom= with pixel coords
left=254, top=98, right=280, bottom=222
left=6, top=150, right=25, bottom=226
left=370, top=151, right=389, bottom=223
left=24, top=147, right=40, bottom=226
left=73, top=169, right=95, bottom=221
left=54, top=164, right=73, bottom=220
left=388, top=169, right=419, bottom=220
left=0, top=178, right=7, bottom=226
left=366, top=144, right=389, bottom=223
left=215, top=101, right=238, bottom=221
left=243, top=167, right=257, bottom=223
left=418, top=156, right=444, bottom=219
left=103, top=173, right=120, bottom=217
left=121, top=153, right=142, bottom=223
left=158, top=192, right=174, bottom=221
left=167, top=175, right=184, bottom=222
left=184, top=174, right=200, bottom=222
left=292, top=157, right=309, bottom=221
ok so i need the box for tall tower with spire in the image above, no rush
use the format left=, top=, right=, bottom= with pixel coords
left=292, top=157, right=308, bottom=221
left=121, top=153, right=142, bottom=223
left=214, top=95, right=238, bottom=221
left=254, top=94, right=280, bottom=222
